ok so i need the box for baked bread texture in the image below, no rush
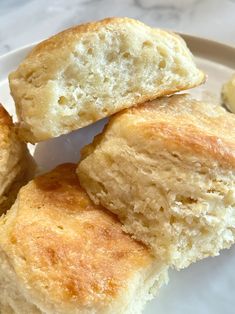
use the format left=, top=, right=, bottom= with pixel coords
left=0, top=104, right=34, bottom=214
left=0, top=164, right=168, bottom=314
left=77, top=94, right=235, bottom=270
left=9, top=17, right=204, bottom=143
left=222, top=73, right=235, bottom=113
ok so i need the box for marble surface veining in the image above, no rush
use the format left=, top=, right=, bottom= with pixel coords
left=0, top=0, right=235, bottom=55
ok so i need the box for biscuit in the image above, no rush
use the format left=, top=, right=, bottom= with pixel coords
left=0, top=104, right=34, bottom=214
left=221, top=73, right=235, bottom=113
left=0, top=164, right=168, bottom=314
left=9, top=17, right=204, bottom=143
left=77, top=94, right=235, bottom=269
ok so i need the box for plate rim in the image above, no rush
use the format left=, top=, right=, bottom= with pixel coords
left=180, top=33, right=235, bottom=69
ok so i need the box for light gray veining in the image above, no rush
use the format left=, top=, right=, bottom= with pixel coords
left=0, top=0, right=235, bottom=55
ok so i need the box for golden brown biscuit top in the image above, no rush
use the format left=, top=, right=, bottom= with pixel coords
left=0, top=105, right=14, bottom=147
left=0, top=164, right=152, bottom=307
left=26, top=17, right=176, bottom=57
left=0, top=105, right=12, bottom=126
left=84, top=94, right=235, bottom=168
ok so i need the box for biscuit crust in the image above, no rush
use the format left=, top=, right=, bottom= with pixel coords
left=0, top=105, right=33, bottom=213
left=0, top=164, right=167, bottom=313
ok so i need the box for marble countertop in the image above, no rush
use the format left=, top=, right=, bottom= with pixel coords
left=0, top=0, right=235, bottom=56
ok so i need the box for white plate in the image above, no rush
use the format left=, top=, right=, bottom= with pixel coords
left=0, top=36, right=234, bottom=314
